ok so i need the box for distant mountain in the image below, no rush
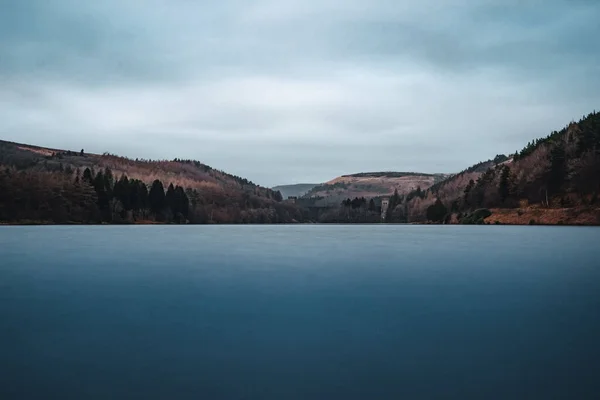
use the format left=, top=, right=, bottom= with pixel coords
left=0, top=140, right=305, bottom=224
left=271, top=183, right=318, bottom=199
left=303, top=172, right=449, bottom=204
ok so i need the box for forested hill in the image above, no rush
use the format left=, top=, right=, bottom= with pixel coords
left=0, top=140, right=305, bottom=224
left=388, top=111, right=600, bottom=224
left=2, top=110, right=598, bottom=225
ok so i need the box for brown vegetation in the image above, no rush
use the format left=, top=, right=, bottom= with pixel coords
left=485, top=206, right=600, bottom=226
left=305, top=172, right=448, bottom=203
left=401, top=112, right=600, bottom=224
left=0, top=140, right=304, bottom=224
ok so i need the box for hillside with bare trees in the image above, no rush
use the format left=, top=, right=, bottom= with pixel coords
left=391, top=111, right=600, bottom=225
left=0, top=141, right=304, bottom=224
left=303, top=172, right=449, bottom=205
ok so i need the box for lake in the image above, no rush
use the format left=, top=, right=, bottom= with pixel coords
left=1, top=225, right=599, bottom=399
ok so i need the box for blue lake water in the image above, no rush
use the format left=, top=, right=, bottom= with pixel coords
left=1, top=225, right=600, bottom=399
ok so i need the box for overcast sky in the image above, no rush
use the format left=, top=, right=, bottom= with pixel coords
left=1, top=0, right=599, bottom=186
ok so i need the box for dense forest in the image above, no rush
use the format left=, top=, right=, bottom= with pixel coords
left=317, top=196, right=382, bottom=223
left=0, top=141, right=305, bottom=224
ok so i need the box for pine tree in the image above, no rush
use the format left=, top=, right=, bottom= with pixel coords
left=103, top=167, right=114, bottom=195
left=93, top=171, right=110, bottom=217
left=464, top=179, right=475, bottom=206
left=165, top=183, right=176, bottom=215
left=386, top=189, right=401, bottom=222
left=148, top=180, right=166, bottom=215
left=82, top=168, right=93, bottom=185
left=548, top=143, right=566, bottom=195
left=174, top=186, right=190, bottom=220
left=114, top=175, right=131, bottom=210
left=499, top=166, right=510, bottom=203
left=426, top=199, right=448, bottom=222
left=368, top=198, right=376, bottom=212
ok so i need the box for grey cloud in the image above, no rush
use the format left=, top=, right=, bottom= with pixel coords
left=1, top=0, right=599, bottom=186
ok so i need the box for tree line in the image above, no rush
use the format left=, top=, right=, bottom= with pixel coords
left=0, top=165, right=301, bottom=224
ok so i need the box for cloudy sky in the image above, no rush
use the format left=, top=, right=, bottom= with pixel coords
left=1, top=0, right=599, bottom=186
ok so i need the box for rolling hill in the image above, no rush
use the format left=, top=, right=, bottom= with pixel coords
left=302, top=172, right=449, bottom=204
left=0, top=140, right=304, bottom=224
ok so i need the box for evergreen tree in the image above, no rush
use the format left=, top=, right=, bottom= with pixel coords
left=464, top=179, right=475, bottom=206
left=174, top=185, right=190, bottom=220
left=103, top=167, right=114, bottom=195
left=499, top=166, right=510, bottom=203
left=165, top=183, right=176, bottom=214
left=548, top=143, right=566, bottom=195
left=82, top=168, right=94, bottom=185
left=426, top=199, right=448, bottom=222
left=368, top=198, right=376, bottom=212
left=93, top=171, right=110, bottom=214
left=132, top=181, right=149, bottom=215
left=114, top=175, right=131, bottom=210
left=148, top=180, right=166, bottom=215
left=386, top=189, right=401, bottom=221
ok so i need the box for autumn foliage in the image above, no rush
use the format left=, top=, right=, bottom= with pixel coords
left=0, top=142, right=301, bottom=224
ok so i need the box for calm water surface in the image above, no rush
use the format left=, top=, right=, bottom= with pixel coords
left=1, top=225, right=599, bottom=399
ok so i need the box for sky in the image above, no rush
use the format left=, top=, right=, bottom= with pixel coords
left=1, top=0, right=599, bottom=186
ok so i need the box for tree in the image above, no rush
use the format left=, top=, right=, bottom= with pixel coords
left=386, top=189, right=402, bottom=222
left=464, top=179, right=475, bottom=206
left=93, top=171, right=110, bottom=215
left=132, top=180, right=149, bottom=217
left=426, top=199, right=448, bottom=222
left=109, top=198, right=124, bottom=222
left=103, top=167, right=114, bottom=194
left=148, top=179, right=166, bottom=215
left=368, top=198, right=376, bottom=212
left=273, top=190, right=283, bottom=202
left=174, top=186, right=190, bottom=221
left=548, top=143, right=566, bottom=195
left=351, top=197, right=365, bottom=209
left=113, top=175, right=131, bottom=210
left=165, top=183, right=176, bottom=213
left=82, top=168, right=94, bottom=185
left=499, top=166, right=510, bottom=203
left=493, top=154, right=508, bottom=164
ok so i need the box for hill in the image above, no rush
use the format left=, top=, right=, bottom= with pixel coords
left=0, top=140, right=304, bottom=224
left=389, top=111, right=600, bottom=224
left=271, top=183, right=318, bottom=199
left=2, top=111, right=598, bottom=226
left=303, top=172, right=449, bottom=204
